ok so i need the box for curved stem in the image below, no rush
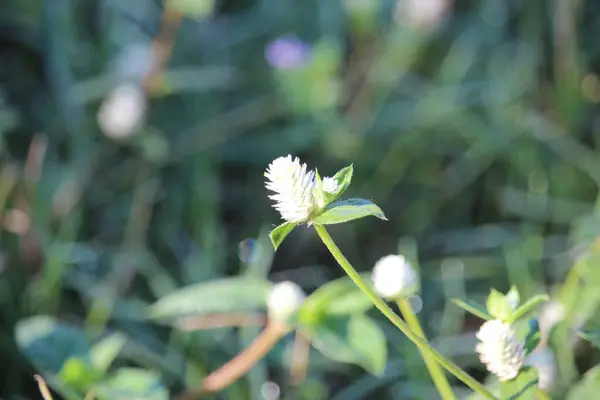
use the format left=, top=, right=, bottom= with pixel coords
left=396, top=298, right=456, bottom=400
left=314, top=224, right=498, bottom=400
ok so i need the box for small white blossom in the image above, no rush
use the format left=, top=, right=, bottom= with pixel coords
left=372, top=254, right=418, bottom=299
left=265, top=155, right=317, bottom=223
left=98, top=83, right=146, bottom=139
left=267, top=281, right=306, bottom=324
left=321, top=177, right=340, bottom=194
left=395, top=0, right=450, bottom=32
left=525, top=348, right=557, bottom=391
left=475, top=319, right=525, bottom=382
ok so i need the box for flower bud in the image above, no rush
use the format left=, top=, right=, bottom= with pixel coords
left=98, top=83, right=146, bottom=139
left=475, top=319, right=525, bottom=382
left=372, top=254, right=418, bottom=299
left=267, top=281, right=306, bottom=324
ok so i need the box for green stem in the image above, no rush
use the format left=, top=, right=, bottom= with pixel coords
left=396, top=298, right=456, bottom=400
left=314, top=224, right=498, bottom=400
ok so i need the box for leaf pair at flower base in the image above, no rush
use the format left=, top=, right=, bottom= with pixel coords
left=269, top=164, right=387, bottom=250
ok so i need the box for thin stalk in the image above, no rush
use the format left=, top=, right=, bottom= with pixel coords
left=314, top=224, right=498, bottom=400
left=396, top=298, right=456, bottom=400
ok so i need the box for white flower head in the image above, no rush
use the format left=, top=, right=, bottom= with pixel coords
left=372, top=254, right=418, bottom=299
left=505, top=290, right=520, bottom=311
left=475, top=319, right=525, bottom=382
left=321, top=177, right=340, bottom=194
left=267, top=281, right=306, bottom=324
left=525, top=348, right=557, bottom=391
left=98, top=83, right=146, bottom=139
left=265, top=155, right=317, bottom=223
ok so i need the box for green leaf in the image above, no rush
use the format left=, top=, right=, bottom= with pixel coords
left=15, top=316, right=91, bottom=375
left=499, top=367, right=538, bottom=400
left=298, top=276, right=373, bottom=326
left=58, top=357, right=100, bottom=389
left=507, top=295, right=549, bottom=324
left=506, top=286, right=520, bottom=309
left=451, top=298, right=492, bottom=320
left=90, top=333, right=127, bottom=375
left=168, top=0, right=215, bottom=19
left=567, top=366, right=600, bottom=400
left=312, top=198, right=387, bottom=225
left=577, top=329, right=600, bottom=348
left=523, top=319, right=541, bottom=355
left=348, top=314, right=387, bottom=376
left=93, top=368, right=168, bottom=400
left=308, top=314, right=387, bottom=375
left=326, top=164, right=353, bottom=201
left=269, top=222, right=296, bottom=250
left=486, top=289, right=513, bottom=321
left=147, top=277, right=273, bottom=320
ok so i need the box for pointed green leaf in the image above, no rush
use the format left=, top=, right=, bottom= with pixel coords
left=577, top=329, right=600, bottom=348
left=326, top=164, right=353, bottom=201
left=567, top=365, right=600, bottom=399
left=312, top=198, right=387, bottom=225
left=499, top=367, right=538, bottom=400
left=147, top=277, right=273, bottom=320
left=451, top=298, right=492, bottom=320
left=90, top=333, right=127, bottom=375
left=487, top=289, right=513, bottom=321
left=269, top=222, right=296, bottom=250
left=507, top=295, right=549, bottom=324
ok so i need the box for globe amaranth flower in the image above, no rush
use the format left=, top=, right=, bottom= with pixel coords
left=265, top=155, right=317, bottom=223
left=372, top=254, right=418, bottom=299
left=475, top=319, right=525, bottom=382
left=525, top=348, right=557, bottom=391
left=267, top=281, right=306, bottom=324
left=265, top=36, right=311, bottom=70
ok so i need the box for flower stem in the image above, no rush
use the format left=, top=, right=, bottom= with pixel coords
left=314, top=224, right=498, bottom=400
left=396, top=298, right=456, bottom=400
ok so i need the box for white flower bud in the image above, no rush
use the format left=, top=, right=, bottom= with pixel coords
left=98, top=83, right=146, bottom=139
left=372, top=254, right=418, bottom=299
left=265, top=155, right=317, bottom=223
left=395, top=0, right=451, bottom=32
left=525, top=348, right=557, bottom=391
left=267, top=281, right=306, bottom=323
left=475, top=319, right=525, bottom=382
left=321, top=177, right=340, bottom=194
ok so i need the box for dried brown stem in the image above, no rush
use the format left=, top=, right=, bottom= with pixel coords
left=177, top=313, right=267, bottom=331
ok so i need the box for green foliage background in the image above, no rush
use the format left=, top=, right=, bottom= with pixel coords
left=2, top=0, right=600, bottom=399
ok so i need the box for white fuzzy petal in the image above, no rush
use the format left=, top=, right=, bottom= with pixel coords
left=267, top=281, right=306, bottom=323
left=372, top=254, right=418, bottom=299
left=475, top=320, right=525, bottom=382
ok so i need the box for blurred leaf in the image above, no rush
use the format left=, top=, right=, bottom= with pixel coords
left=451, top=298, right=492, bottom=320
left=312, top=198, right=387, bottom=225
left=347, top=314, right=387, bottom=376
left=58, top=357, right=99, bottom=390
left=577, top=330, right=600, bottom=348
left=299, top=276, right=372, bottom=325
left=523, top=319, right=541, bottom=355
left=269, top=222, right=296, bottom=251
left=506, top=286, right=520, bottom=309
left=499, top=367, right=538, bottom=400
left=508, top=295, right=549, bottom=324
left=90, top=333, right=127, bottom=375
left=168, top=0, right=215, bottom=19
left=93, top=368, right=168, bottom=400
left=309, top=314, right=387, bottom=375
left=567, top=366, right=600, bottom=400
left=15, top=316, right=91, bottom=375
left=147, top=277, right=273, bottom=319
left=486, top=289, right=513, bottom=321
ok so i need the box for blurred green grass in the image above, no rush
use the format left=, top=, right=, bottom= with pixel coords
left=2, top=0, right=600, bottom=399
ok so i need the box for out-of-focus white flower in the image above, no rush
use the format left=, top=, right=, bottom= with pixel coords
left=265, top=155, right=317, bottom=223
left=321, top=177, right=339, bottom=194
left=372, top=254, right=418, bottom=299
left=98, top=83, right=146, bottom=139
left=525, top=348, right=557, bottom=391
left=267, top=281, right=306, bottom=324
left=538, top=300, right=565, bottom=337
left=395, top=0, right=451, bottom=32
left=475, top=319, right=525, bottom=382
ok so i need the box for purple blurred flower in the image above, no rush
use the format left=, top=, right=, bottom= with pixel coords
left=265, top=36, right=311, bottom=70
